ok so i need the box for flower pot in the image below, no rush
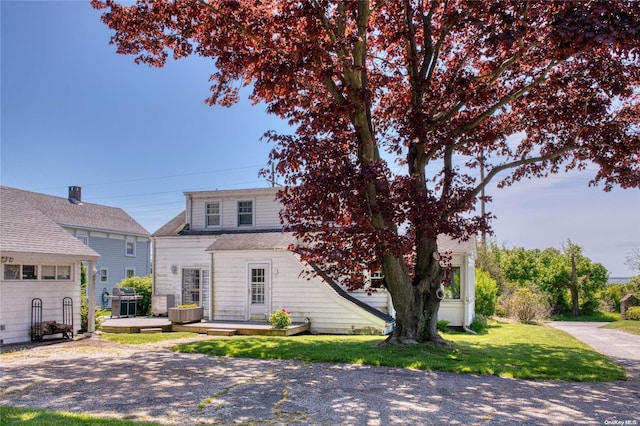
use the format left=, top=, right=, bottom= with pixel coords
left=168, top=306, right=204, bottom=324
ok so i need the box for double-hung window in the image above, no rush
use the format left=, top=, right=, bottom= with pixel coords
left=125, top=240, right=136, bottom=257
left=237, top=200, right=253, bottom=226
left=206, top=201, right=221, bottom=227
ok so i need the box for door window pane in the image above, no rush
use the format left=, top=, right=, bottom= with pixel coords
left=251, top=268, right=265, bottom=304
left=182, top=269, right=201, bottom=304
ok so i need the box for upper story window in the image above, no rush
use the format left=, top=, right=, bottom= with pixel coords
left=206, top=201, right=221, bottom=227
left=370, top=270, right=386, bottom=289
left=125, top=240, right=136, bottom=257
left=237, top=200, right=253, bottom=226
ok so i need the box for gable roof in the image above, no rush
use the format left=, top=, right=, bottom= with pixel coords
left=152, top=210, right=187, bottom=237
left=0, top=186, right=99, bottom=259
left=1, top=186, right=149, bottom=237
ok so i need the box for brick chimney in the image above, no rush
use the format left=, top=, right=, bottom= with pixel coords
left=68, top=186, right=82, bottom=204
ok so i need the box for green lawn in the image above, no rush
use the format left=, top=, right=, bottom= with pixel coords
left=601, top=320, right=640, bottom=336
left=552, top=311, right=621, bottom=322
left=0, top=406, right=158, bottom=425
left=100, top=331, right=199, bottom=345
left=173, top=322, right=625, bottom=382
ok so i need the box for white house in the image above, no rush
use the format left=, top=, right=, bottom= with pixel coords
left=0, top=186, right=100, bottom=345
left=152, top=187, right=475, bottom=334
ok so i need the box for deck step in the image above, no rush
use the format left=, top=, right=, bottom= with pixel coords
left=207, top=328, right=237, bottom=336
left=140, top=328, right=163, bottom=334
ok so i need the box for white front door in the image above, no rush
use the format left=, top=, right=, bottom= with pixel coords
left=248, top=263, right=270, bottom=320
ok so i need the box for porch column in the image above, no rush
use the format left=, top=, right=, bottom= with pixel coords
left=88, top=260, right=96, bottom=334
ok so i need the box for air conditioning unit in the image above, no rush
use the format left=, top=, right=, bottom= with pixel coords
left=152, top=295, right=175, bottom=316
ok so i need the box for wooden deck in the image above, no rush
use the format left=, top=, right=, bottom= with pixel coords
left=99, top=317, right=310, bottom=336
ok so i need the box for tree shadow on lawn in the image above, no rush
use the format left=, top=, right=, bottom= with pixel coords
left=175, top=332, right=626, bottom=382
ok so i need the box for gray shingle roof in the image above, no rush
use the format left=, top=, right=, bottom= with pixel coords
left=0, top=186, right=149, bottom=236
left=0, top=186, right=99, bottom=258
left=207, top=232, right=296, bottom=251
left=200, top=231, right=473, bottom=254
left=152, top=210, right=187, bottom=237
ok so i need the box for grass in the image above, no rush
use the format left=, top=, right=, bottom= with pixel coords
left=0, top=406, right=159, bottom=425
left=552, top=311, right=621, bottom=322
left=99, top=331, right=199, bottom=345
left=173, top=322, right=626, bottom=382
left=601, top=320, right=640, bottom=336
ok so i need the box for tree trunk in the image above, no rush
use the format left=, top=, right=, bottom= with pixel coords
left=422, top=281, right=449, bottom=346
left=382, top=249, right=448, bottom=346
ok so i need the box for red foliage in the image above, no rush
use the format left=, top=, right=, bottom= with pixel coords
left=93, top=0, right=639, bottom=341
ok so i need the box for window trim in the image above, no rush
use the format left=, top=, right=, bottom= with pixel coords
left=205, top=201, right=222, bottom=228
left=125, top=239, right=136, bottom=257
left=99, top=268, right=108, bottom=284
left=125, top=267, right=135, bottom=278
left=443, top=266, right=462, bottom=300
left=237, top=199, right=254, bottom=227
left=2, top=263, right=73, bottom=281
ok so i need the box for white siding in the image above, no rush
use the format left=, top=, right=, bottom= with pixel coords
left=153, top=236, right=213, bottom=318
left=0, top=258, right=82, bottom=345
left=212, top=250, right=392, bottom=334
left=349, top=291, right=394, bottom=315
left=188, top=189, right=282, bottom=231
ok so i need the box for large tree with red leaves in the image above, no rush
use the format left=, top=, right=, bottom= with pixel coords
left=93, top=0, right=639, bottom=344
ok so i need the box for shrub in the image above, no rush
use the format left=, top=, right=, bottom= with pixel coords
left=475, top=269, right=498, bottom=317
left=177, top=304, right=199, bottom=309
left=117, top=276, right=152, bottom=316
left=597, top=282, right=640, bottom=312
left=499, top=287, right=550, bottom=324
left=269, top=309, right=291, bottom=329
left=469, top=314, right=488, bottom=334
left=627, top=307, right=640, bottom=321
left=437, top=320, right=450, bottom=333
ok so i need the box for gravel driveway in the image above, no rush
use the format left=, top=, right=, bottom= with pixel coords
left=1, top=336, right=639, bottom=425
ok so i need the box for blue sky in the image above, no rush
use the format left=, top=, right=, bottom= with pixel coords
left=1, top=1, right=638, bottom=277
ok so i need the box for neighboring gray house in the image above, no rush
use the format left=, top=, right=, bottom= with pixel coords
left=0, top=186, right=100, bottom=344
left=0, top=186, right=151, bottom=308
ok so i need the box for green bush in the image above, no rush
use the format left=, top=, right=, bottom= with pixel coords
left=117, top=276, right=152, bottom=316
left=598, top=282, right=640, bottom=312
left=269, top=309, right=292, bottom=329
left=475, top=268, right=498, bottom=316
left=469, top=314, right=488, bottom=333
left=437, top=320, right=450, bottom=333
left=627, top=307, right=640, bottom=321
left=499, top=287, right=550, bottom=324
